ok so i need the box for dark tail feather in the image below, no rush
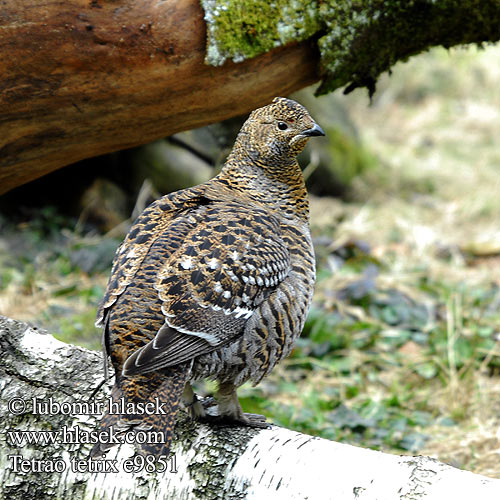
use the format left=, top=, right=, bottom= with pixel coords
left=90, top=364, right=190, bottom=459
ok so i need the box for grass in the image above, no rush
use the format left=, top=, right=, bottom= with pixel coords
left=298, top=43, right=500, bottom=475
left=0, top=212, right=117, bottom=351
left=1, top=44, right=500, bottom=477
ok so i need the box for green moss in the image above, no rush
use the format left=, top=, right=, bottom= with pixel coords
left=316, top=0, right=500, bottom=95
left=201, top=0, right=321, bottom=66
left=201, top=0, right=500, bottom=95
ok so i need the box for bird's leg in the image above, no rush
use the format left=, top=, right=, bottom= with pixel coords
left=181, top=382, right=206, bottom=419
left=207, top=381, right=269, bottom=429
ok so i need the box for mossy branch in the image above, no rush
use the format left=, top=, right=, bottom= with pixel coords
left=202, top=0, right=500, bottom=95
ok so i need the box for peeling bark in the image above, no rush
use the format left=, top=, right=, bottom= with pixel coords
left=1, top=315, right=499, bottom=499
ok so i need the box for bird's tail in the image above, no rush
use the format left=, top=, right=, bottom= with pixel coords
left=90, top=364, right=190, bottom=459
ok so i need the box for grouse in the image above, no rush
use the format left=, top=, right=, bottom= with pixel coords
left=91, top=97, right=325, bottom=458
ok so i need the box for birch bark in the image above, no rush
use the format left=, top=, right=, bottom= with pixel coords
left=1, top=315, right=499, bottom=499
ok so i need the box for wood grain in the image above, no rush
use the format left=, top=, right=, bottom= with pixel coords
left=0, top=0, right=320, bottom=194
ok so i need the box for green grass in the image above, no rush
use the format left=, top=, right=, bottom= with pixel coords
left=0, top=211, right=118, bottom=351
left=235, top=259, right=500, bottom=454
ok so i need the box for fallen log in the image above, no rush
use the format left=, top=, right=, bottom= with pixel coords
left=1, top=315, right=499, bottom=499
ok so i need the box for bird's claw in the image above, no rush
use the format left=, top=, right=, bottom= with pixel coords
left=200, top=410, right=270, bottom=429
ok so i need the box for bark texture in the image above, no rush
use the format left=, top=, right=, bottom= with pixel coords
left=1, top=315, right=500, bottom=499
left=0, top=0, right=319, bottom=195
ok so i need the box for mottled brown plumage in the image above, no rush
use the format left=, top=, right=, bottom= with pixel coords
left=91, top=97, right=324, bottom=458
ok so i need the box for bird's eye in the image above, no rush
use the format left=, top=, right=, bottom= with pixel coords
left=277, top=121, right=288, bottom=131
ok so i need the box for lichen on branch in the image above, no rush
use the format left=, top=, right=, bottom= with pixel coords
left=201, top=0, right=500, bottom=95
left=201, top=0, right=321, bottom=65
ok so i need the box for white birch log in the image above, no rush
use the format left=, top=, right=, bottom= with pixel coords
left=1, top=314, right=499, bottom=499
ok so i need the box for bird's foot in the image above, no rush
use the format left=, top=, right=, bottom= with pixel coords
left=200, top=381, right=272, bottom=429
left=200, top=408, right=270, bottom=429
left=199, top=396, right=216, bottom=410
left=182, top=384, right=209, bottom=419
left=237, top=412, right=270, bottom=429
left=184, top=396, right=206, bottom=419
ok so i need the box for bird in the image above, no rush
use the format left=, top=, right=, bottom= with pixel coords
left=90, top=97, right=325, bottom=459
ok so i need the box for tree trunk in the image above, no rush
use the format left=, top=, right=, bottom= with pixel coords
left=2, top=1, right=500, bottom=194
left=0, top=0, right=319, bottom=195
left=1, top=315, right=499, bottom=499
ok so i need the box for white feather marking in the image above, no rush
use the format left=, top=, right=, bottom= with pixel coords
left=180, top=256, right=193, bottom=270
left=165, top=319, right=219, bottom=346
left=233, top=306, right=254, bottom=319
left=223, top=290, right=231, bottom=299
left=126, top=249, right=137, bottom=258
left=208, top=258, right=219, bottom=269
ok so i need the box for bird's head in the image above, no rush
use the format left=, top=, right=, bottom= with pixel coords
left=237, top=97, right=325, bottom=166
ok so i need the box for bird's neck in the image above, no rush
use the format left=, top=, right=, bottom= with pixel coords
left=216, top=155, right=310, bottom=223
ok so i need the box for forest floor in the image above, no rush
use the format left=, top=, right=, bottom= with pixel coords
left=302, top=43, right=500, bottom=477
left=1, top=45, right=499, bottom=478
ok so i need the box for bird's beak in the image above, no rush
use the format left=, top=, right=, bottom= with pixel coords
left=301, top=123, right=326, bottom=137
